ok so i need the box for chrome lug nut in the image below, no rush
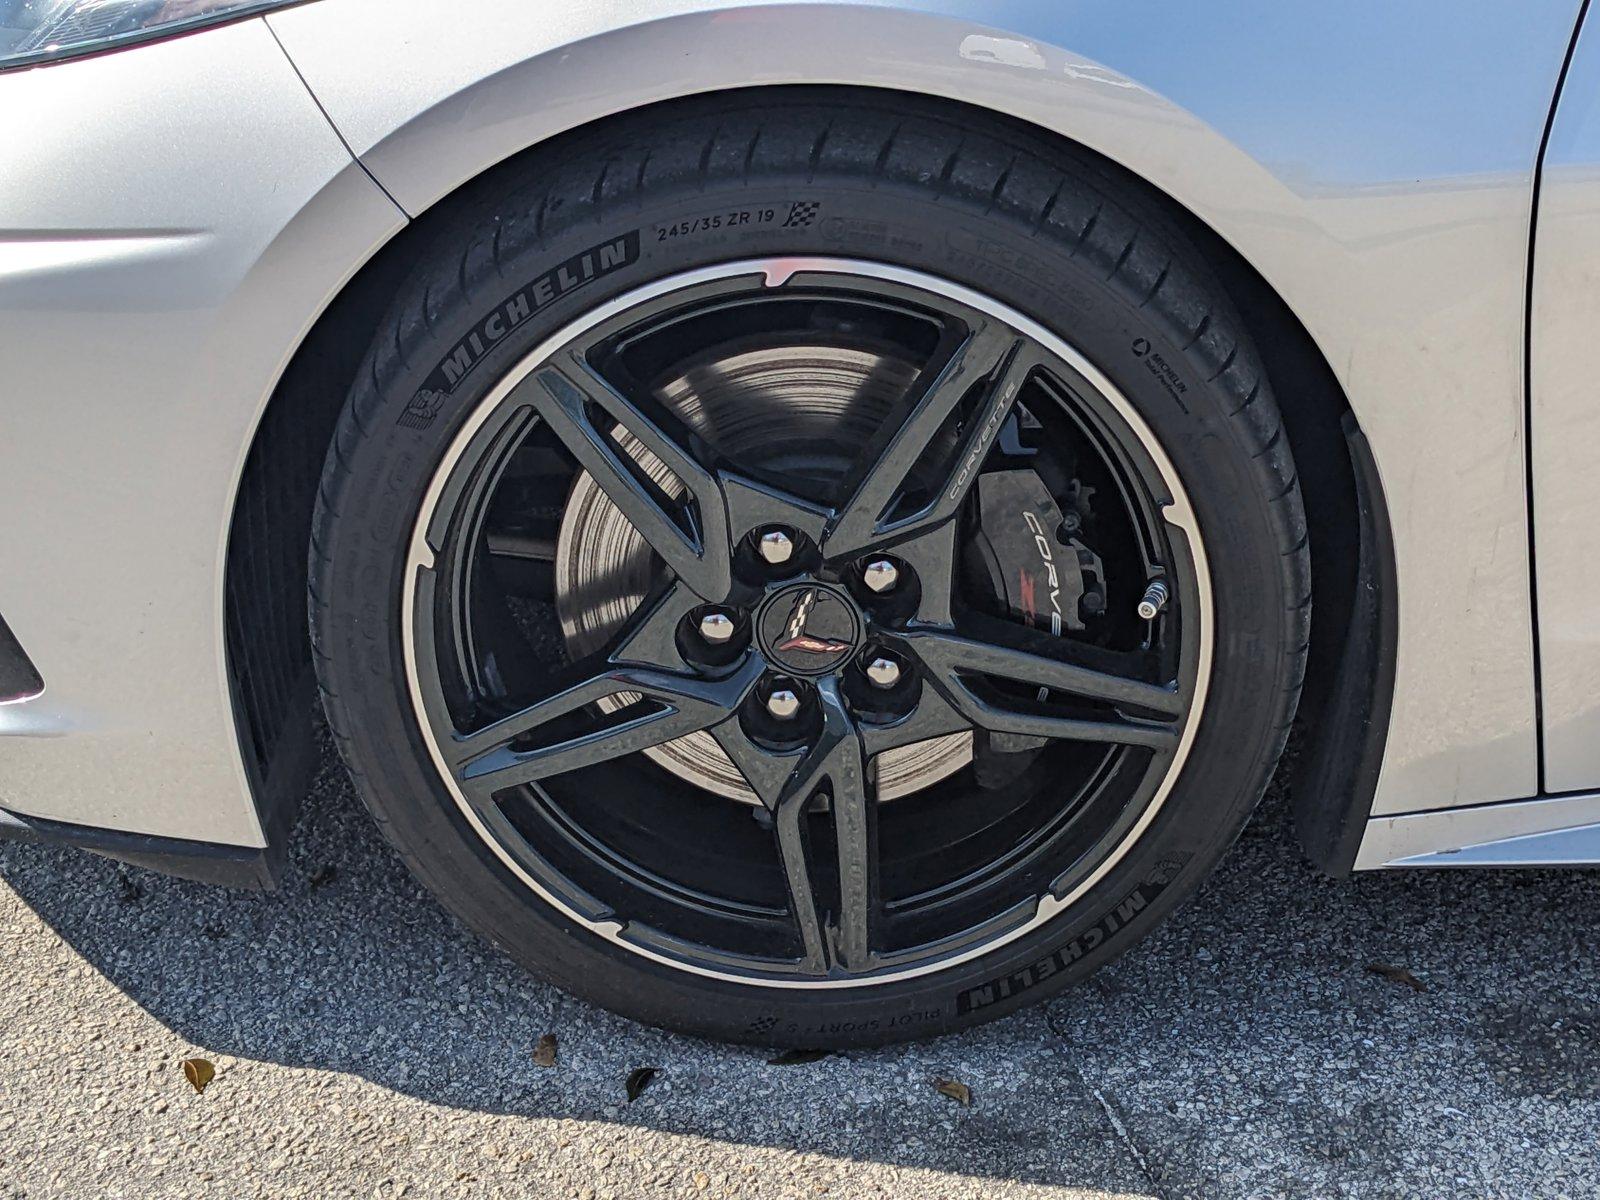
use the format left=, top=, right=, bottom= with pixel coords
left=1136, top=579, right=1170, bottom=621
left=864, top=656, right=902, bottom=689
left=698, top=611, right=736, bottom=643
left=861, top=559, right=899, bottom=594
left=758, top=529, right=795, bottom=565
left=766, top=688, right=802, bottom=720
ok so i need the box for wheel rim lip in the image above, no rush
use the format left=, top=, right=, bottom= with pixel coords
left=401, top=256, right=1214, bottom=990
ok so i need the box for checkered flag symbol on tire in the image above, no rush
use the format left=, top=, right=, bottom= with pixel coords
left=782, top=201, right=820, bottom=227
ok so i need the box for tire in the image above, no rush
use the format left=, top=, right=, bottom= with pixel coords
left=310, top=90, right=1310, bottom=1047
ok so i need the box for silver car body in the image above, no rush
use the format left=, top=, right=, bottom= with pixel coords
left=1, top=0, right=1597, bottom=871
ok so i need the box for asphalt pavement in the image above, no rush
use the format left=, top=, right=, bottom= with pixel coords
left=1, top=730, right=1596, bottom=1199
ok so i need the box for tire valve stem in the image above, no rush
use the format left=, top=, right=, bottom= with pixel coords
left=1136, top=579, right=1169, bottom=621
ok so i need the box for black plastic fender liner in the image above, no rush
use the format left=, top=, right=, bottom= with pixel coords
left=0, top=612, right=43, bottom=704
left=1291, top=414, right=1398, bottom=876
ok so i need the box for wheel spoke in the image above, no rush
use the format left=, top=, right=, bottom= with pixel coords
left=519, top=355, right=731, bottom=599
left=608, top=580, right=704, bottom=673
left=711, top=680, right=878, bottom=974
left=823, top=323, right=1031, bottom=557
left=450, top=654, right=762, bottom=798
left=902, top=623, right=1181, bottom=751
left=857, top=681, right=970, bottom=757
left=720, top=471, right=831, bottom=548
left=886, top=521, right=960, bottom=626
left=771, top=786, right=830, bottom=973
left=708, top=719, right=803, bottom=809
left=816, top=681, right=877, bottom=972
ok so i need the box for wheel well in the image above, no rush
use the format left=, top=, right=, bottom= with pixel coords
left=225, top=84, right=1386, bottom=873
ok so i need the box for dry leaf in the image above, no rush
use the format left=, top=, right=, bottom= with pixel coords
left=531, top=1034, right=558, bottom=1068
left=182, top=1058, right=216, bottom=1094
left=766, top=1048, right=828, bottom=1066
left=625, top=1066, right=658, bottom=1103
left=933, top=1077, right=972, bottom=1106
left=1366, top=962, right=1426, bottom=992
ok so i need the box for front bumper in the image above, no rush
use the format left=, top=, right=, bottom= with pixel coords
left=0, top=18, right=402, bottom=845
left=0, top=805, right=280, bottom=889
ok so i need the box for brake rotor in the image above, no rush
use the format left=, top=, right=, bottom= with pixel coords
left=554, top=341, right=974, bottom=803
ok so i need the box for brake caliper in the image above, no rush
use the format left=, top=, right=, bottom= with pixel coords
left=964, top=469, right=1107, bottom=786
left=968, top=469, right=1105, bottom=637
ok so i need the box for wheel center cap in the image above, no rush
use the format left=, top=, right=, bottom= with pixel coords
left=757, top=582, right=862, bottom=676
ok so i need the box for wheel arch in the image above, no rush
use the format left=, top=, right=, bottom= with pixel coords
left=226, top=83, right=1392, bottom=877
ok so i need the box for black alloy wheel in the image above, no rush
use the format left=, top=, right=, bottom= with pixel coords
left=407, top=262, right=1204, bottom=985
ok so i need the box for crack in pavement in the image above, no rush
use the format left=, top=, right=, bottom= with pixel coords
left=1044, top=1004, right=1167, bottom=1200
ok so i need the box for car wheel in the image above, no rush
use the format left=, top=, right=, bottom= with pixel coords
left=310, top=92, right=1309, bottom=1046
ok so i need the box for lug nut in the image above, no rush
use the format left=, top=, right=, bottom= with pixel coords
left=698, top=611, right=736, bottom=643
left=1137, top=579, right=1170, bottom=621
left=864, top=656, right=902, bottom=689
left=861, top=559, right=899, bottom=594
left=758, top=529, right=795, bottom=565
left=766, top=687, right=802, bottom=720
